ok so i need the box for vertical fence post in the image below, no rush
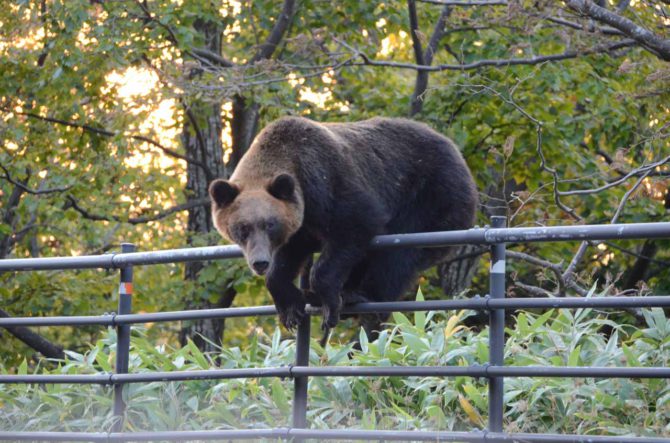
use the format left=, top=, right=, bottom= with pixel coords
left=291, top=314, right=311, bottom=436
left=292, top=266, right=311, bottom=434
left=292, top=316, right=310, bottom=430
left=488, top=216, right=506, bottom=433
left=112, top=243, right=135, bottom=432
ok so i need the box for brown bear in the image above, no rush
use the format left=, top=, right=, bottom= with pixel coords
left=209, top=116, right=477, bottom=333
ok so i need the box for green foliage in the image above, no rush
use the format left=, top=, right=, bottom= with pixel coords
left=1, top=0, right=669, bottom=397
left=1, top=301, right=668, bottom=437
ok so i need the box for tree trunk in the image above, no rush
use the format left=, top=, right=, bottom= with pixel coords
left=179, top=19, right=228, bottom=351
left=1, top=180, right=66, bottom=359
left=623, top=239, right=658, bottom=290
left=178, top=94, right=263, bottom=349
left=404, top=2, right=477, bottom=298
left=178, top=32, right=266, bottom=351
left=178, top=1, right=294, bottom=350
left=229, top=95, right=260, bottom=173
left=407, top=3, right=451, bottom=117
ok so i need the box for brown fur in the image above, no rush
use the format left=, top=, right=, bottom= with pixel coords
left=209, top=116, right=478, bottom=332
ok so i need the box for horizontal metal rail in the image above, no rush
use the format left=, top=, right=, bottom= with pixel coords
left=294, top=365, right=670, bottom=379
left=2, top=364, right=669, bottom=385
left=0, top=296, right=668, bottom=327
left=2, top=220, right=670, bottom=442
left=1, top=428, right=668, bottom=442
left=0, top=374, right=111, bottom=384
left=1, top=222, right=669, bottom=271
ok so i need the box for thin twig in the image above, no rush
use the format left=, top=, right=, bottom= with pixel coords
left=417, top=0, right=506, bottom=5
left=514, top=281, right=555, bottom=297
left=610, top=169, right=652, bottom=223
left=540, top=15, right=623, bottom=36
left=559, top=153, right=670, bottom=196
left=343, top=39, right=637, bottom=72
left=562, top=167, right=654, bottom=283
left=66, top=196, right=210, bottom=225
left=507, top=250, right=567, bottom=296
left=604, top=241, right=670, bottom=267
left=5, top=108, right=210, bottom=173
left=0, top=163, right=71, bottom=195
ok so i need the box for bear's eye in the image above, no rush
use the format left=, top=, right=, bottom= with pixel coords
left=265, top=218, right=281, bottom=238
left=234, top=224, right=251, bottom=243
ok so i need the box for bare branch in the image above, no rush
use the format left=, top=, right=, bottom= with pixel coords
left=133, top=0, right=235, bottom=70
left=508, top=249, right=591, bottom=297
left=514, top=281, right=556, bottom=297
left=451, top=80, right=653, bottom=297
left=559, top=152, right=670, bottom=196
left=133, top=0, right=181, bottom=49
left=605, top=240, right=670, bottom=267
left=186, top=56, right=355, bottom=93
left=417, top=0, right=506, bottom=5
left=441, top=247, right=487, bottom=264
left=565, top=0, right=670, bottom=60
left=6, top=108, right=211, bottom=174
left=562, top=166, right=654, bottom=284
left=347, top=39, right=637, bottom=72
left=191, top=47, right=234, bottom=68
left=408, top=0, right=426, bottom=66
left=610, top=170, right=652, bottom=223
left=65, top=196, right=210, bottom=225
left=507, top=250, right=566, bottom=296
left=182, top=104, right=212, bottom=180
left=0, top=163, right=71, bottom=195
left=541, top=15, right=623, bottom=36
left=454, top=81, right=581, bottom=220
left=408, top=0, right=451, bottom=115
left=0, top=309, right=64, bottom=360
left=424, top=6, right=452, bottom=64
left=535, top=125, right=582, bottom=221
left=250, top=0, right=296, bottom=63
left=563, top=242, right=590, bottom=284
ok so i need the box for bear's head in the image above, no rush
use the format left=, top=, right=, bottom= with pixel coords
left=208, top=174, right=303, bottom=276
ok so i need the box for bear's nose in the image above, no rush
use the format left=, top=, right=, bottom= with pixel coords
left=252, top=260, right=269, bottom=275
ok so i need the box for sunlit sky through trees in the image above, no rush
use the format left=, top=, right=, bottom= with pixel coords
left=0, top=0, right=668, bottom=307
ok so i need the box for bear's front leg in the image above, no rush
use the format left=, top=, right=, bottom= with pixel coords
left=310, top=242, right=368, bottom=331
left=265, top=233, right=316, bottom=331
left=266, top=265, right=306, bottom=330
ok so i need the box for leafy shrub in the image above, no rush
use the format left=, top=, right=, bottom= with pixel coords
left=1, top=294, right=668, bottom=438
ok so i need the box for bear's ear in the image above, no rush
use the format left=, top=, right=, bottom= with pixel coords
left=209, top=179, right=239, bottom=207
left=267, top=174, right=295, bottom=201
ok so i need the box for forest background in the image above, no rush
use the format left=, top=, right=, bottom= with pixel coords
left=0, top=0, right=669, bottom=366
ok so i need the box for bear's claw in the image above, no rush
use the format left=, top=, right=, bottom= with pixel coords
left=320, top=301, right=341, bottom=332
left=277, top=300, right=306, bottom=331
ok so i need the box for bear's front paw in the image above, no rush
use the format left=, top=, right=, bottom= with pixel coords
left=320, top=298, right=342, bottom=331
left=276, top=300, right=306, bottom=331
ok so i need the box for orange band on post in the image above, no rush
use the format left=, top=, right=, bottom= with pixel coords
left=119, top=282, right=133, bottom=296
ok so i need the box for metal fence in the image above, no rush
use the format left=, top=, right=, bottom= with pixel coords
left=1, top=217, right=670, bottom=442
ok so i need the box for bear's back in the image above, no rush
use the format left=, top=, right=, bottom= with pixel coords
left=232, top=116, right=474, bottom=210
left=252, top=116, right=462, bottom=167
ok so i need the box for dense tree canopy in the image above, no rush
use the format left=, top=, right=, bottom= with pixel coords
left=0, top=0, right=668, bottom=362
